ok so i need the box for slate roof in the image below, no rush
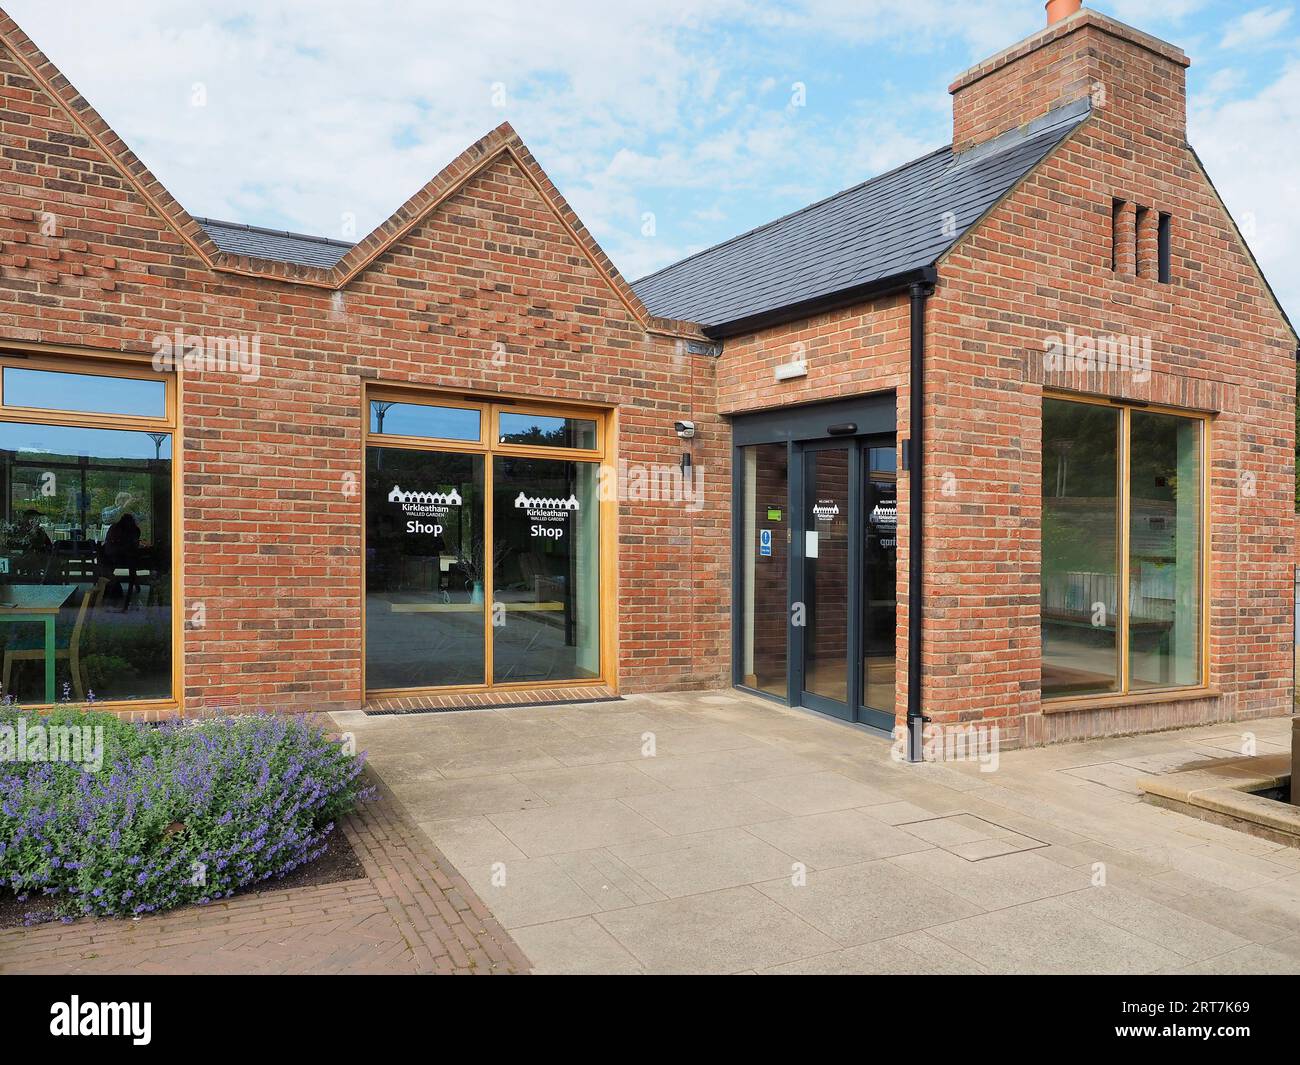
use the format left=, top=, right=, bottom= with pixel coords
left=194, top=216, right=355, bottom=269
left=631, top=98, right=1092, bottom=334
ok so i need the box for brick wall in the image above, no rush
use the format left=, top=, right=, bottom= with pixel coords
left=716, top=295, right=912, bottom=718
left=715, top=11, right=1295, bottom=749
left=930, top=11, right=1296, bottom=746
left=0, top=28, right=730, bottom=716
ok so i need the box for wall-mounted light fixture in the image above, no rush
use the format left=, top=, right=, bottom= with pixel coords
left=675, top=420, right=696, bottom=473
left=774, top=359, right=808, bottom=382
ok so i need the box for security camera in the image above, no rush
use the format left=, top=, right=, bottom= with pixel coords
left=674, top=420, right=696, bottom=439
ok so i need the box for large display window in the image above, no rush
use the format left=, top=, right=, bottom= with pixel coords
left=364, top=392, right=608, bottom=697
left=0, top=356, right=176, bottom=706
left=1041, top=395, right=1207, bottom=701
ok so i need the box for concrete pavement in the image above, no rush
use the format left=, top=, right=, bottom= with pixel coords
left=334, top=691, right=1300, bottom=975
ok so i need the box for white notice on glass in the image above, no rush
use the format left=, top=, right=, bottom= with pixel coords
left=805, top=531, right=819, bottom=558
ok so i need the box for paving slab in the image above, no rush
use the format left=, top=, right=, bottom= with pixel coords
left=339, top=691, right=1298, bottom=976
left=621, top=785, right=789, bottom=834
left=510, top=916, right=644, bottom=975
left=488, top=798, right=667, bottom=857
left=747, top=809, right=934, bottom=869
left=754, top=858, right=984, bottom=944
left=608, top=827, right=800, bottom=897
left=759, top=932, right=988, bottom=975
left=592, top=886, right=839, bottom=975
left=925, top=896, right=1187, bottom=975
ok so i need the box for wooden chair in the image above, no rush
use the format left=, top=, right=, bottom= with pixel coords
left=2, top=577, right=108, bottom=701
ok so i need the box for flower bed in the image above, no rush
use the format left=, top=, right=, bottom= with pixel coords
left=0, top=707, right=370, bottom=923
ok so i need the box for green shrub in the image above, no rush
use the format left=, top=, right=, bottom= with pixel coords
left=0, top=708, right=370, bottom=921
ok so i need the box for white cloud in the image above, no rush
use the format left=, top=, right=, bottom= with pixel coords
left=1191, top=57, right=1300, bottom=326
left=7, top=0, right=1290, bottom=329
left=1, top=0, right=983, bottom=280
left=1219, top=5, right=1293, bottom=50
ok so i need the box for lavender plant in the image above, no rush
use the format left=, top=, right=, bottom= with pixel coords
left=0, top=708, right=369, bottom=922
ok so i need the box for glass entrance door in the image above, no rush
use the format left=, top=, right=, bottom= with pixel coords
left=735, top=424, right=897, bottom=732
left=793, top=437, right=897, bottom=729
left=797, top=441, right=855, bottom=720
left=860, top=445, right=897, bottom=729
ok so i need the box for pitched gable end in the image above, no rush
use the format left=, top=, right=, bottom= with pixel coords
left=0, top=7, right=224, bottom=266
left=0, top=7, right=693, bottom=337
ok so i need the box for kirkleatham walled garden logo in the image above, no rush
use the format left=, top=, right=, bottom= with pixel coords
left=387, top=486, right=463, bottom=507
left=812, top=499, right=840, bottom=522
left=388, top=485, right=462, bottom=535
left=513, top=493, right=580, bottom=512
left=516, top=492, right=579, bottom=541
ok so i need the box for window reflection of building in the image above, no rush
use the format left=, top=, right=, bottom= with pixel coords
left=1041, top=398, right=1202, bottom=700
left=0, top=415, right=173, bottom=705
left=363, top=393, right=606, bottom=696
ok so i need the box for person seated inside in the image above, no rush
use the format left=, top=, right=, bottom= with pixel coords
left=20, top=509, right=52, bottom=553
left=102, top=512, right=142, bottom=607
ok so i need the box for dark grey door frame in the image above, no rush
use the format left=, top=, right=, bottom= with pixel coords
left=730, top=394, right=896, bottom=733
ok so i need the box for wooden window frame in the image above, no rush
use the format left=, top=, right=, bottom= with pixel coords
left=365, top=393, right=488, bottom=448
left=1041, top=391, right=1211, bottom=710
left=362, top=386, right=617, bottom=701
left=0, top=351, right=180, bottom=711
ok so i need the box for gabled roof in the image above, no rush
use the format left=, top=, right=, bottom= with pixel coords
left=631, top=99, right=1091, bottom=336
left=195, top=217, right=354, bottom=269
left=0, top=7, right=703, bottom=337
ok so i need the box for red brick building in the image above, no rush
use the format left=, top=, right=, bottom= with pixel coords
left=0, top=3, right=1291, bottom=756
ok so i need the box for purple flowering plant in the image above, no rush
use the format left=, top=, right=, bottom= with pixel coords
left=0, top=704, right=370, bottom=922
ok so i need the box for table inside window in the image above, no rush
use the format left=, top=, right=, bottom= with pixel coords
left=0, top=584, right=78, bottom=703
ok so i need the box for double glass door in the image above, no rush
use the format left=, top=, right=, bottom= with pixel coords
left=364, top=394, right=604, bottom=696
left=738, top=433, right=896, bottom=731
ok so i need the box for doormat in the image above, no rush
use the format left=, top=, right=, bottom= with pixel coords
left=364, top=695, right=625, bottom=717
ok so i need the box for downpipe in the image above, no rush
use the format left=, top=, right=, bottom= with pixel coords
left=906, top=268, right=937, bottom=763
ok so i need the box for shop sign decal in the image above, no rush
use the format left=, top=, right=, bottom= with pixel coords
left=389, top=484, right=461, bottom=536
left=870, top=501, right=897, bottom=527
left=515, top=491, right=579, bottom=540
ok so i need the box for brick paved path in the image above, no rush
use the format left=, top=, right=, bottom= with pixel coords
left=0, top=773, right=531, bottom=975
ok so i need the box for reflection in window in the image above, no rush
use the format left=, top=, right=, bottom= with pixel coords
left=3, top=367, right=166, bottom=419
left=1129, top=411, right=1201, bottom=689
left=368, top=400, right=480, bottom=441
left=862, top=446, right=897, bottom=714
left=0, top=421, right=172, bottom=703
left=740, top=443, right=788, bottom=697
left=1041, top=398, right=1204, bottom=699
left=1041, top=400, right=1121, bottom=698
left=491, top=456, right=599, bottom=683
left=365, top=447, right=485, bottom=690
left=498, top=412, right=597, bottom=450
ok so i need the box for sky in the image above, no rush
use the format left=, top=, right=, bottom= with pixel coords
left=5, top=0, right=1298, bottom=321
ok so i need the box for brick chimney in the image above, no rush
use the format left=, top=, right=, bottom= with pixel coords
left=949, top=6, right=1190, bottom=154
